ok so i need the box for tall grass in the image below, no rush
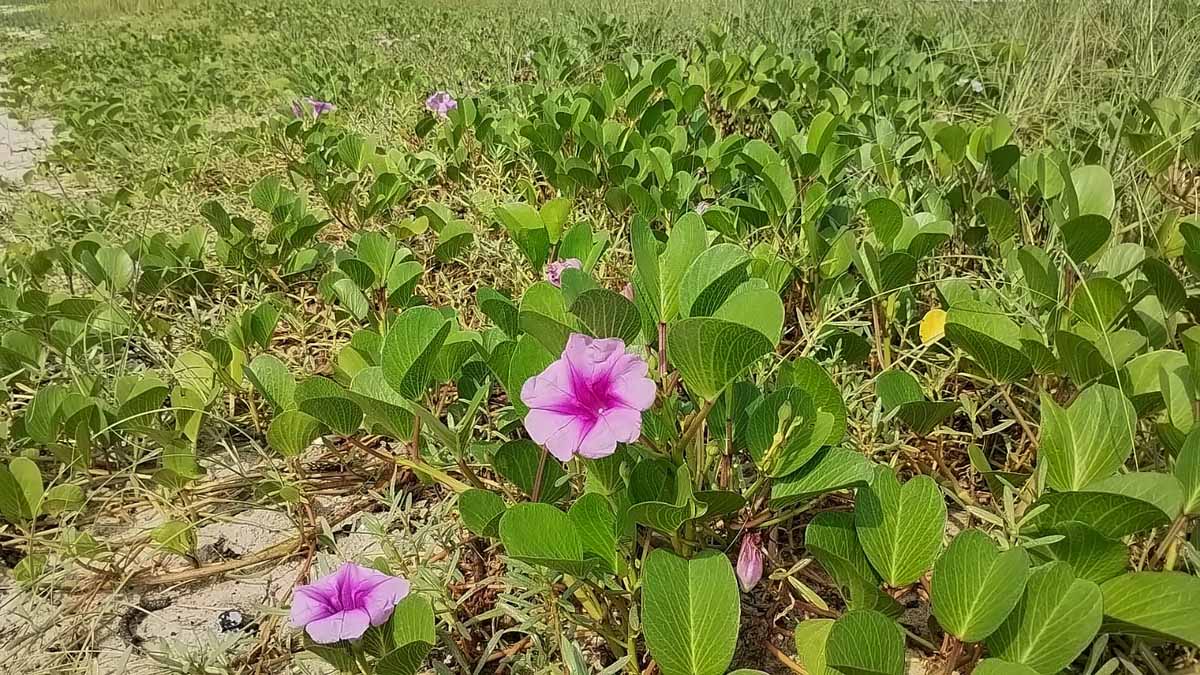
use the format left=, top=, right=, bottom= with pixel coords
left=46, top=0, right=190, bottom=21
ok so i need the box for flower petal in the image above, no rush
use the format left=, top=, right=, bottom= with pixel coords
left=575, top=409, right=629, bottom=459
left=304, top=608, right=371, bottom=643
left=609, top=355, right=655, bottom=410
left=360, top=575, right=411, bottom=626
left=525, top=408, right=587, bottom=462
left=290, top=586, right=335, bottom=627
left=521, top=358, right=574, bottom=410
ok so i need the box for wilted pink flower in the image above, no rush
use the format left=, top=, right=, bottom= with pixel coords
left=695, top=201, right=711, bottom=215
left=291, top=98, right=336, bottom=119
left=545, top=258, right=582, bottom=287
left=425, top=90, right=458, bottom=118
left=522, top=334, right=655, bottom=462
left=737, top=532, right=763, bottom=591
left=621, top=282, right=635, bottom=301
left=290, top=562, right=410, bottom=643
left=307, top=97, right=336, bottom=117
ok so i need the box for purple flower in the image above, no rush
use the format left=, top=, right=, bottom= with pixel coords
left=521, top=334, right=655, bottom=462
left=289, top=562, right=410, bottom=643
left=306, top=97, right=336, bottom=117
left=737, top=532, right=763, bottom=592
left=425, top=90, right=458, bottom=118
left=545, top=258, right=582, bottom=287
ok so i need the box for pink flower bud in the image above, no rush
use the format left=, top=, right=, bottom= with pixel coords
left=621, top=283, right=635, bottom=301
left=736, top=532, right=763, bottom=592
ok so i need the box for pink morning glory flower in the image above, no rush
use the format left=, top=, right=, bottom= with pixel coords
left=544, top=258, right=582, bottom=287
left=521, top=334, right=655, bottom=462
left=307, top=97, right=336, bottom=117
left=737, top=532, right=763, bottom=591
left=289, top=562, right=410, bottom=643
left=425, top=90, right=457, bottom=118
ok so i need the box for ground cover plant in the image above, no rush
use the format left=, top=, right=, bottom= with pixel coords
left=1, top=0, right=1200, bottom=673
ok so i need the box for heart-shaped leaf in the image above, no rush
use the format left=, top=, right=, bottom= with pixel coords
left=643, top=548, right=739, bottom=675
left=669, top=318, right=772, bottom=401
left=1025, top=473, right=1180, bottom=539
left=266, top=410, right=325, bottom=457
left=770, top=446, right=874, bottom=507
left=826, top=610, right=904, bottom=675
left=782, top=358, right=847, bottom=445
left=295, top=376, right=363, bottom=435
left=460, top=489, right=506, bottom=538
left=495, top=203, right=551, bottom=271
left=499, top=502, right=589, bottom=575
left=945, top=301, right=1031, bottom=383
left=348, top=367, right=414, bottom=440
left=1060, top=214, right=1112, bottom=263
left=1100, top=572, right=1200, bottom=648
left=793, top=619, right=835, bottom=675
left=568, top=492, right=618, bottom=572
left=1176, top=427, right=1200, bottom=516
left=805, top=511, right=901, bottom=617
left=855, top=466, right=946, bottom=587
left=1037, top=384, right=1135, bottom=491
left=985, top=561, right=1102, bottom=674
left=382, top=306, right=451, bottom=399
left=679, top=244, right=750, bottom=318
left=570, top=288, right=641, bottom=344
left=494, top=440, right=569, bottom=503
left=1038, top=521, right=1128, bottom=584
left=931, top=530, right=1030, bottom=642
left=245, top=354, right=296, bottom=413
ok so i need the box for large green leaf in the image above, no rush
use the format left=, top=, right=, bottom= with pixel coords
left=376, top=594, right=436, bottom=675
left=931, top=530, right=1029, bottom=642
left=266, top=410, right=325, bottom=457
left=381, top=306, right=451, bottom=399
left=1038, top=521, right=1127, bottom=584
left=1037, top=384, right=1135, bottom=491
left=245, top=354, right=296, bottom=413
left=875, top=370, right=956, bottom=437
left=712, top=283, right=785, bottom=346
left=1060, top=214, right=1112, bottom=263
left=973, top=660, right=1040, bottom=675
left=459, top=489, right=506, bottom=538
left=568, top=492, right=618, bottom=572
left=855, top=466, right=946, bottom=586
left=945, top=301, right=1031, bottom=383
left=744, top=388, right=827, bottom=477
left=984, top=562, right=1102, bottom=674
left=783, top=358, right=847, bottom=445
left=493, top=440, right=569, bottom=503
left=669, top=318, right=772, bottom=400
left=519, top=281, right=575, bottom=355
left=1025, top=477, right=1178, bottom=540
left=770, top=446, right=874, bottom=507
left=348, top=366, right=414, bottom=440
left=805, top=511, right=901, bottom=617
left=498, top=503, right=588, bottom=575
left=495, top=203, right=551, bottom=271
left=793, top=619, right=835, bottom=675
left=295, top=376, right=362, bottom=435
left=679, top=244, right=750, bottom=318
left=570, top=288, right=641, bottom=344
left=1100, top=572, right=1200, bottom=648
left=864, top=197, right=903, bottom=248
left=825, top=610, right=904, bottom=675
left=628, top=462, right=705, bottom=533
left=642, top=548, right=739, bottom=675
left=1177, top=427, right=1200, bottom=515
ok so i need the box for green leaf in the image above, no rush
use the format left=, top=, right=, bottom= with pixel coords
left=793, top=619, right=836, bottom=675
left=825, top=610, right=905, bottom=675
left=931, top=530, right=1029, bottom=642
left=540, top=197, right=572, bottom=243
left=9, top=457, right=43, bottom=517
left=519, top=281, right=575, bottom=355
left=24, top=384, right=68, bottom=444
left=294, top=376, right=362, bottom=436
left=151, top=519, right=196, bottom=557
left=1060, top=214, right=1112, bottom=263
left=628, top=463, right=705, bottom=533
left=770, top=446, right=874, bottom=507
left=266, top=410, right=325, bottom=457
left=569, top=492, right=618, bottom=572
left=93, top=246, right=135, bottom=292
left=434, top=220, right=474, bottom=262
left=643, top=548, right=740, bottom=675
left=1070, top=165, right=1115, bottom=219
left=245, top=354, right=295, bottom=413
left=494, top=440, right=569, bottom=503
left=460, top=489, right=506, bottom=538
left=745, top=388, right=827, bottom=477
left=976, top=196, right=1018, bottom=244
left=1018, top=246, right=1059, bottom=308
left=1100, top=572, right=1200, bottom=648
left=782, top=358, right=847, bottom=445
left=1176, top=427, right=1200, bottom=515
left=875, top=370, right=956, bottom=436
left=376, top=594, right=436, bottom=675
left=945, top=300, right=1031, bottom=383
left=348, top=367, right=414, bottom=440
left=477, top=287, right=520, bottom=339
left=669, top=318, right=772, bottom=401
left=679, top=244, right=750, bottom=318
left=855, top=466, right=946, bottom=587
left=0, top=464, right=34, bottom=523
left=1037, top=384, right=1135, bottom=491
left=712, top=283, right=785, bottom=346
left=499, top=502, right=589, bottom=575
left=571, top=288, right=641, bottom=344
left=973, top=659, right=1040, bottom=675
left=495, top=202, right=551, bottom=271
left=985, top=562, right=1102, bottom=674
left=864, top=197, right=903, bottom=248
left=42, top=483, right=85, bottom=516
left=1038, top=521, right=1128, bottom=584
left=381, top=306, right=451, bottom=399
left=805, top=511, right=901, bottom=617
left=1026, top=474, right=1179, bottom=539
